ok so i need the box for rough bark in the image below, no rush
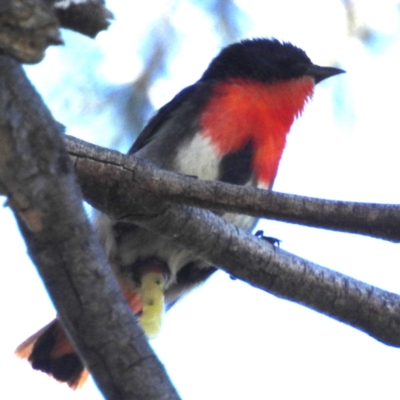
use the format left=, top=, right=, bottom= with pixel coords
left=0, top=0, right=112, bottom=63
left=66, top=135, right=400, bottom=243
left=63, top=136, right=400, bottom=347
left=0, top=55, right=180, bottom=400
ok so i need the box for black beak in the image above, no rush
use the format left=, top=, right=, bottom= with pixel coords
left=306, top=65, right=345, bottom=84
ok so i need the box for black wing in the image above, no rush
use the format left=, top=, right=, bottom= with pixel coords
left=128, top=84, right=198, bottom=155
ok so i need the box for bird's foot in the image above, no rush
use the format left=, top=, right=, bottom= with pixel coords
left=254, top=230, right=281, bottom=246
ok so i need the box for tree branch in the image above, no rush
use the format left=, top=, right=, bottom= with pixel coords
left=65, top=135, right=400, bottom=243
left=52, top=0, right=113, bottom=38
left=0, top=55, right=180, bottom=400
left=0, top=0, right=62, bottom=63
left=0, top=0, right=112, bottom=64
left=64, top=137, right=400, bottom=347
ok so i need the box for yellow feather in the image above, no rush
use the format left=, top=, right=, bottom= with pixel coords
left=139, top=272, right=165, bottom=338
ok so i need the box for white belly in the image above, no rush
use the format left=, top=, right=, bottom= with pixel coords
left=174, top=132, right=220, bottom=180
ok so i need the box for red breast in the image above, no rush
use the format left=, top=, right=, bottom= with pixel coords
left=200, top=77, right=315, bottom=186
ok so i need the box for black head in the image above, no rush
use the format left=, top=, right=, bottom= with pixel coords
left=201, top=38, right=344, bottom=84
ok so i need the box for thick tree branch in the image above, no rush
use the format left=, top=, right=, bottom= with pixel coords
left=64, top=137, right=400, bottom=347
left=65, top=135, right=400, bottom=243
left=0, top=56, right=179, bottom=399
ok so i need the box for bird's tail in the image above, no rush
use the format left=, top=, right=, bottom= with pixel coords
left=14, top=270, right=166, bottom=388
left=15, top=319, right=88, bottom=389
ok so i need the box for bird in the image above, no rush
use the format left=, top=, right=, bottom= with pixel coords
left=16, top=38, right=344, bottom=388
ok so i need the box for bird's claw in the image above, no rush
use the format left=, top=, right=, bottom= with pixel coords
left=255, top=230, right=281, bottom=246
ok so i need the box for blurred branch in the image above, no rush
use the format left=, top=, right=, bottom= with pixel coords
left=112, top=19, right=178, bottom=145
left=65, top=136, right=400, bottom=347
left=0, top=56, right=179, bottom=400
left=211, top=0, right=247, bottom=41
left=342, top=0, right=374, bottom=42
left=120, top=33, right=170, bottom=142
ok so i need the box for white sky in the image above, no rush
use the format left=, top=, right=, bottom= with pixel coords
left=2, top=0, right=400, bottom=399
